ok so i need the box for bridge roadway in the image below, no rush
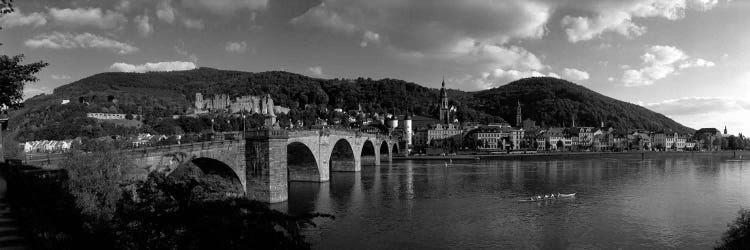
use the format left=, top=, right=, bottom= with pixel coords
left=27, top=129, right=399, bottom=203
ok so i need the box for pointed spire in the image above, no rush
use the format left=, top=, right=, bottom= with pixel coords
left=442, top=74, right=445, bottom=87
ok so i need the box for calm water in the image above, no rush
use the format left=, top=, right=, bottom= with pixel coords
left=272, top=155, right=750, bottom=249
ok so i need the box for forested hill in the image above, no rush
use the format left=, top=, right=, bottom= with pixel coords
left=468, top=77, right=693, bottom=133
left=14, top=68, right=692, bottom=141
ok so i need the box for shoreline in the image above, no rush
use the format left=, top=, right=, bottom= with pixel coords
left=394, top=150, right=749, bottom=161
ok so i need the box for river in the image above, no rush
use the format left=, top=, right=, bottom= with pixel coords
left=272, top=154, right=750, bottom=249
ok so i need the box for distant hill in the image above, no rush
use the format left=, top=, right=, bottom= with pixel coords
left=11, top=68, right=692, bottom=141
left=468, top=77, right=694, bottom=134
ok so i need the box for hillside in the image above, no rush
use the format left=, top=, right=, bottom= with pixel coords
left=469, top=77, right=693, bottom=133
left=11, top=68, right=693, bottom=141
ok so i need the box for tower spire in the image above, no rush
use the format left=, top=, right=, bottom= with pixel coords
left=516, top=100, right=522, bottom=127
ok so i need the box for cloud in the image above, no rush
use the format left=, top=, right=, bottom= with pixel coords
left=156, top=0, right=176, bottom=24
left=174, top=45, right=198, bottom=62
left=182, top=18, right=204, bottom=29
left=561, top=0, right=723, bottom=42
left=463, top=69, right=561, bottom=90
left=643, top=96, right=750, bottom=132
left=679, top=58, right=715, bottom=69
left=182, top=0, right=268, bottom=14
left=621, top=45, right=714, bottom=86
left=644, top=97, right=750, bottom=116
left=24, top=32, right=138, bottom=55
left=50, top=74, right=71, bottom=80
left=23, top=86, right=51, bottom=99
left=360, top=31, right=380, bottom=48
left=225, top=41, right=248, bottom=53
left=48, top=7, right=126, bottom=29
left=562, top=68, right=590, bottom=81
left=134, top=14, right=153, bottom=37
left=439, top=40, right=552, bottom=89
left=0, top=8, right=47, bottom=28
left=306, top=66, right=324, bottom=77
left=292, top=0, right=551, bottom=52
left=109, top=61, right=197, bottom=73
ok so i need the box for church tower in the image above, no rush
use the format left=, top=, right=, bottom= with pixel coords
left=439, top=77, right=450, bottom=124
left=724, top=125, right=727, bottom=135
left=516, top=100, right=522, bottom=127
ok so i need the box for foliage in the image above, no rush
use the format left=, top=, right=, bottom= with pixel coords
left=0, top=54, right=48, bottom=109
left=62, top=149, right=135, bottom=232
left=470, top=77, right=694, bottom=134
left=716, top=208, right=750, bottom=250
left=12, top=70, right=693, bottom=142
left=4, top=148, right=330, bottom=249
left=115, top=170, right=329, bottom=250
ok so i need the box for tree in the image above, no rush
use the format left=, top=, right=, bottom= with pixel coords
left=545, top=140, right=551, bottom=151
left=670, top=143, right=677, bottom=151
left=556, top=140, right=563, bottom=151
left=63, top=149, right=135, bottom=231
left=1, top=3, right=49, bottom=108
left=713, top=138, right=722, bottom=151
left=716, top=208, right=750, bottom=249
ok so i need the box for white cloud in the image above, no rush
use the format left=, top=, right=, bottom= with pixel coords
left=621, top=45, right=713, bottom=86
left=644, top=97, right=750, bottom=116
left=109, top=61, right=197, bottom=73
left=48, top=7, right=126, bottom=29
left=360, top=31, right=380, bottom=48
left=225, top=41, right=248, bottom=53
left=156, top=0, right=176, bottom=24
left=182, top=18, right=204, bottom=30
left=23, top=86, right=51, bottom=99
left=643, top=96, right=750, bottom=132
left=0, top=8, right=46, bottom=28
left=292, top=0, right=551, bottom=52
left=561, top=0, right=723, bottom=42
left=306, top=66, right=325, bottom=77
left=679, top=58, right=715, bottom=69
left=182, top=0, right=268, bottom=14
left=463, top=69, right=561, bottom=90
left=134, top=14, right=153, bottom=37
left=50, top=74, right=71, bottom=80
left=561, top=13, right=646, bottom=43
left=562, top=68, right=590, bottom=81
left=24, top=32, right=138, bottom=55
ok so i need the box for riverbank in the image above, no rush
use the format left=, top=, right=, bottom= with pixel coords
left=394, top=150, right=750, bottom=161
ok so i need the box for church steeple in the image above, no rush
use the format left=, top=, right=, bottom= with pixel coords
left=724, top=125, right=727, bottom=135
left=439, top=76, right=449, bottom=124
left=516, top=100, right=522, bottom=127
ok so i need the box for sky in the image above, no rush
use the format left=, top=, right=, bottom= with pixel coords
left=1, top=0, right=749, bottom=134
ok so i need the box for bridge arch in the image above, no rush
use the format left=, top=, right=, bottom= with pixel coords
left=287, top=142, right=321, bottom=182
left=379, top=140, right=391, bottom=160
left=330, top=138, right=357, bottom=172
left=361, top=139, right=378, bottom=166
left=391, top=143, right=400, bottom=155
left=168, top=157, right=245, bottom=195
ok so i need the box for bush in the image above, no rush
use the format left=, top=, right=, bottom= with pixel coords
left=4, top=149, right=330, bottom=249
left=716, top=208, right=750, bottom=249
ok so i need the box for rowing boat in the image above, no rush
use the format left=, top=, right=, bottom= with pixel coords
left=517, top=193, right=576, bottom=202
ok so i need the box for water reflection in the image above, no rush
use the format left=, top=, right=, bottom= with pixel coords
left=279, top=155, right=750, bottom=249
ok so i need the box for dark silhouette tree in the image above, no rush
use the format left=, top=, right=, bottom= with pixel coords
left=1, top=2, right=48, bottom=109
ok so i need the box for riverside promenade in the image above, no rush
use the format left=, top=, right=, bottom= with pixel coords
left=0, top=176, right=27, bottom=250
left=395, top=150, right=750, bottom=161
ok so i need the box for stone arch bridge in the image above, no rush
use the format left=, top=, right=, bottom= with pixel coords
left=127, top=129, right=398, bottom=203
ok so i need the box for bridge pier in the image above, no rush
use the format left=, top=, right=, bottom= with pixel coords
left=245, top=130, right=289, bottom=203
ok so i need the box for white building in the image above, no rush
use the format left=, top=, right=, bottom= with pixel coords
left=87, top=113, right=126, bottom=120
